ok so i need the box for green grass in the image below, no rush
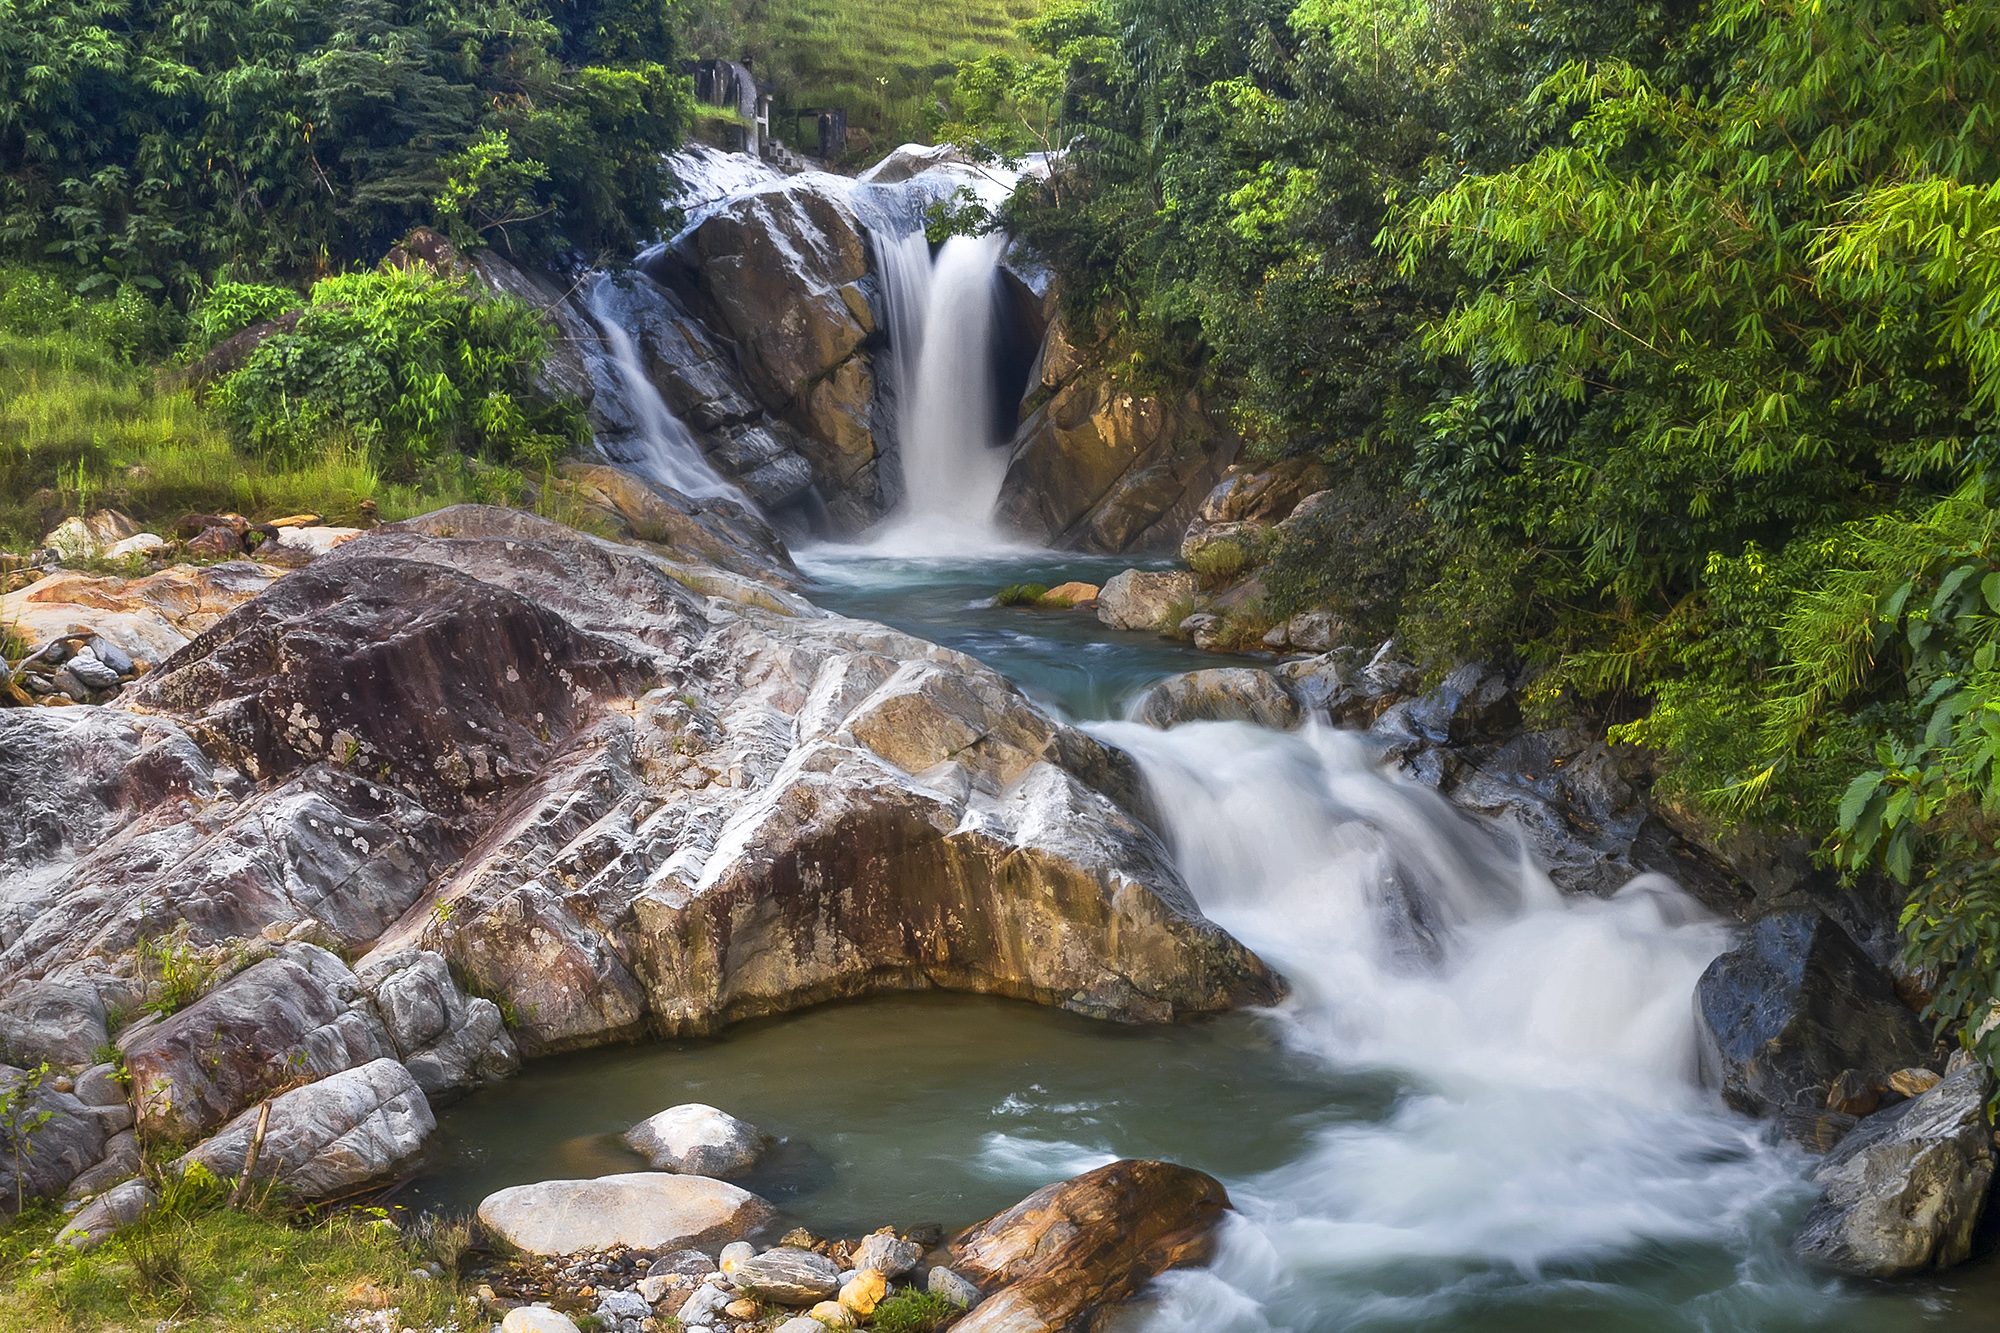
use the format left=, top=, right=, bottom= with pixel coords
left=872, top=1286, right=966, bottom=1333
left=0, top=325, right=526, bottom=553
left=700, top=0, right=1041, bottom=156
left=0, top=1168, right=477, bottom=1333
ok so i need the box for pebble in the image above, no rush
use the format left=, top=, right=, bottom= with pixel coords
left=719, top=1241, right=756, bottom=1272
left=775, top=1319, right=825, bottom=1333
left=653, top=1248, right=721, bottom=1277
left=598, top=1291, right=652, bottom=1320
left=501, top=1308, right=583, bottom=1333
left=678, top=1283, right=734, bottom=1324
left=809, top=1300, right=856, bottom=1329
left=837, top=1269, right=886, bottom=1316
left=725, top=1299, right=759, bottom=1319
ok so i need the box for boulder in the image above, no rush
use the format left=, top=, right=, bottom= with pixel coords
left=1694, top=912, right=1933, bottom=1119
left=54, top=1177, right=153, bottom=1250
left=40, top=511, right=139, bottom=563
left=502, top=1308, right=584, bottom=1333
left=478, top=1172, right=775, bottom=1256
left=0, top=979, right=109, bottom=1066
left=729, top=1247, right=843, bottom=1304
left=122, top=943, right=396, bottom=1141
left=858, top=143, right=976, bottom=184
left=0, top=1065, right=110, bottom=1215
left=355, top=950, right=520, bottom=1102
left=1095, top=570, right=1195, bottom=633
left=949, top=1160, right=1230, bottom=1333
left=850, top=1231, right=923, bottom=1278
left=0, top=560, right=285, bottom=665
left=176, top=1058, right=435, bottom=1198
left=621, top=1103, right=773, bottom=1178
left=65, top=1129, right=140, bottom=1199
left=273, top=526, right=365, bottom=558
left=1794, top=1064, right=1994, bottom=1275
left=1127, top=668, right=1301, bottom=731
left=929, top=1266, right=980, bottom=1306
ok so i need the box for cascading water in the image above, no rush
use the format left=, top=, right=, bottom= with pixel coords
left=854, top=177, right=1019, bottom=550
left=584, top=277, right=741, bottom=502
left=1092, top=719, right=1831, bottom=1330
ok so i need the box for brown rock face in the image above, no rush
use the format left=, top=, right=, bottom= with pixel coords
left=950, top=1160, right=1231, bottom=1333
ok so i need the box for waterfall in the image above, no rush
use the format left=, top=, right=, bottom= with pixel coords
left=1091, top=720, right=1820, bottom=1328
left=583, top=278, right=740, bottom=503
left=854, top=179, right=1019, bottom=551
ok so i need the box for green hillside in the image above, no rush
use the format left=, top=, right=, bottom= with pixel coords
left=689, top=0, right=1042, bottom=157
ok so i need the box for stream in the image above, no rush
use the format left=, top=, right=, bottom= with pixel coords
left=411, top=158, right=2000, bottom=1331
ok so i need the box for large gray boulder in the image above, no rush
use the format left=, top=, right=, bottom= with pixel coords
left=0, top=1064, right=109, bottom=1216
left=1095, top=570, right=1195, bottom=633
left=478, top=1172, right=775, bottom=1256
left=122, top=943, right=395, bottom=1142
left=622, top=1102, right=772, bottom=1178
left=54, top=1177, right=153, bottom=1251
left=1793, top=1064, right=1994, bottom=1275
left=0, top=980, right=109, bottom=1067
left=1693, top=912, right=1932, bottom=1119
left=355, top=949, right=519, bottom=1102
left=176, top=1057, right=434, bottom=1198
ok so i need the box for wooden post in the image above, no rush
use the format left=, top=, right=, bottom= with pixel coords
left=230, top=1101, right=271, bottom=1208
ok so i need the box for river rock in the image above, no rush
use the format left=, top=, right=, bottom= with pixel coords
left=479, top=1173, right=775, bottom=1256
left=655, top=1248, right=724, bottom=1277
left=1793, top=1064, right=1994, bottom=1275
left=502, top=1308, right=584, bottom=1333
left=850, top=1231, right=923, bottom=1278
left=950, top=1159, right=1230, bottom=1333
left=679, top=1282, right=737, bottom=1324
left=811, top=1299, right=856, bottom=1327
left=928, top=1266, right=980, bottom=1306
left=774, top=1318, right=825, bottom=1333
left=1127, top=668, right=1301, bottom=731
left=1095, top=570, right=1195, bottom=632
left=720, top=1240, right=758, bottom=1270
left=54, top=1177, right=153, bottom=1250
left=176, top=1057, right=435, bottom=1197
left=355, top=949, right=519, bottom=1102
left=837, top=1267, right=886, bottom=1314
left=122, top=943, right=396, bottom=1141
left=0, top=1064, right=109, bottom=1216
left=730, top=1246, right=842, bottom=1304
left=1693, top=911, right=1932, bottom=1120
left=622, top=1103, right=773, bottom=1177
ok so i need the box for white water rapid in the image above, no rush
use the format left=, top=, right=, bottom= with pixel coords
left=1094, top=719, right=1835, bottom=1331
left=584, top=277, right=741, bottom=501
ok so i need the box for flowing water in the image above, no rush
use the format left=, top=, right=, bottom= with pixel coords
left=413, top=155, right=2000, bottom=1328
left=584, top=277, right=743, bottom=501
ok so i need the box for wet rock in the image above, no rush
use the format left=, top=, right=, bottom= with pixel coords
left=1827, top=1069, right=1882, bottom=1117
left=355, top=949, right=519, bottom=1102
left=1794, top=1064, right=1994, bottom=1275
left=730, top=1247, right=842, bottom=1304
left=858, top=143, right=976, bottom=183
left=850, top=1231, right=923, bottom=1279
left=177, top=1057, right=434, bottom=1198
left=479, top=1173, right=775, bottom=1257
left=54, top=1177, right=153, bottom=1250
left=1095, top=570, right=1194, bottom=633
left=928, top=1266, right=980, bottom=1306
left=122, top=943, right=396, bottom=1141
left=0, top=1065, right=109, bottom=1215
left=1128, top=668, right=1301, bottom=731
left=622, top=1103, right=773, bottom=1178
left=1694, top=911, right=1932, bottom=1120
left=950, top=1160, right=1230, bottom=1333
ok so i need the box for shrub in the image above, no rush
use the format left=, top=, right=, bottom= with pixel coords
left=994, top=583, right=1051, bottom=607
left=189, top=282, right=302, bottom=352
left=873, top=1287, right=965, bottom=1333
left=1188, top=538, right=1248, bottom=585
left=209, top=268, right=584, bottom=477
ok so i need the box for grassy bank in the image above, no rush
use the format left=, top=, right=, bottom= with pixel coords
left=695, top=0, right=1040, bottom=155
left=0, top=1174, right=475, bottom=1333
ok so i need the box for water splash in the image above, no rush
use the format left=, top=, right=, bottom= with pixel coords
left=1093, top=719, right=1832, bottom=1330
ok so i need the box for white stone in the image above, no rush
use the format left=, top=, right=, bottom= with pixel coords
left=928, top=1266, right=980, bottom=1306
left=105, top=533, right=167, bottom=559
left=597, top=1290, right=652, bottom=1320
left=479, top=1172, right=774, bottom=1257
left=502, top=1307, right=583, bottom=1333
left=276, top=525, right=366, bottom=556
left=622, top=1102, right=772, bottom=1178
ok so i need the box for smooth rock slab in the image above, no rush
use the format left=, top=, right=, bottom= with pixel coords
left=1794, top=1064, right=1995, bottom=1275
left=622, top=1102, right=773, bottom=1178
left=177, top=1058, right=434, bottom=1198
left=480, top=1172, right=774, bottom=1256
left=730, top=1246, right=842, bottom=1304
left=55, top=1178, right=153, bottom=1250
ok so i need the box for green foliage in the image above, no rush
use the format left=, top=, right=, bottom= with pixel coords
left=1188, top=539, right=1249, bottom=584
left=0, top=1063, right=55, bottom=1216
left=189, top=283, right=302, bottom=352
left=208, top=267, right=584, bottom=477
left=1, top=0, right=692, bottom=289
left=873, top=1286, right=966, bottom=1333
left=995, top=582, right=1051, bottom=606
left=138, top=933, right=219, bottom=1018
